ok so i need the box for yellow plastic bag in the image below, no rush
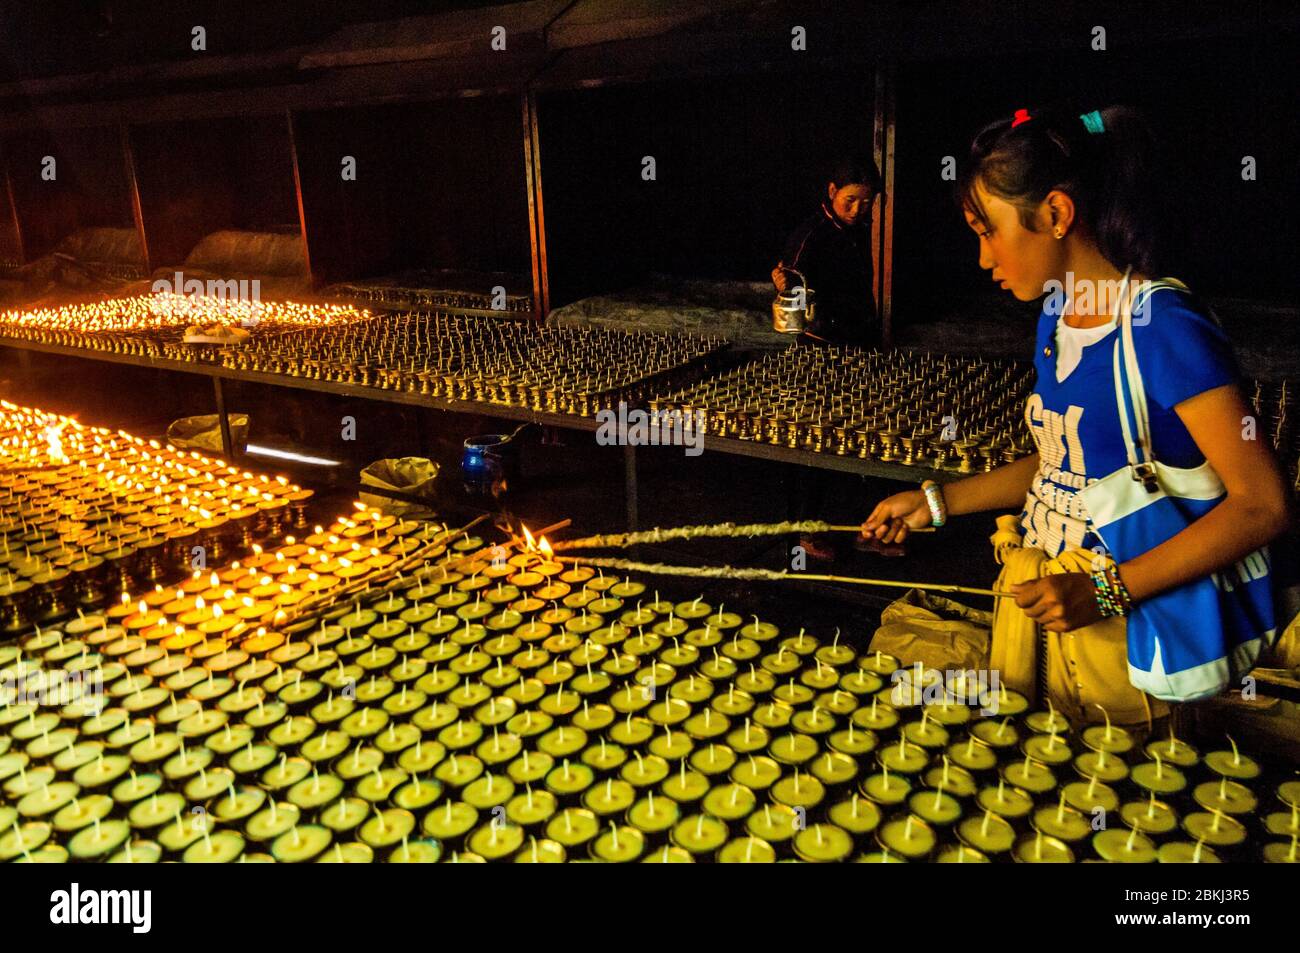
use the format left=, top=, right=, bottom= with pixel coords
left=868, top=588, right=992, bottom=674
left=1267, top=613, right=1300, bottom=673
left=165, top=413, right=248, bottom=455
left=359, top=457, right=440, bottom=519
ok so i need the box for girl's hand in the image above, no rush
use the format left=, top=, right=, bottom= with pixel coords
left=771, top=264, right=790, bottom=293
left=861, top=490, right=932, bottom=544
left=1010, top=573, right=1104, bottom=632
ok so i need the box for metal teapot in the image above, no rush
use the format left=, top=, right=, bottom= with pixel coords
left=772, top=266, right=815, bottom=335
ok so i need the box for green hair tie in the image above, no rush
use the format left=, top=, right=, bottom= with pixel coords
left=1079, top=110, right=1105, bottom=134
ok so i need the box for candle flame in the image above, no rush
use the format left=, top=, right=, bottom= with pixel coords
left=522, top=525, right=536, bottom=550
left=43, top=421, right=70, bottom=464
left=539, top=537, right=553, bottom=558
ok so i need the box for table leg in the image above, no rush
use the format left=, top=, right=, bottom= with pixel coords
left=213, top=376, right=235, bottom=461
left=624, top=443, right=638, bottom=532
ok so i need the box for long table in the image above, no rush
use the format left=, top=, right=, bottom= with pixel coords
left=0, top=334, right=965, bottom=532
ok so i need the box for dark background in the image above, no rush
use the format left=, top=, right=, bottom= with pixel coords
left=538, top=71, right=876, bottom=304
left=0, top=0, right=1293, bottom=709
left=293, top=97, right=533, bottom=287
left=0, top=1, right=1290, bottom=318
left=892, top=32, right=1298, bottom=316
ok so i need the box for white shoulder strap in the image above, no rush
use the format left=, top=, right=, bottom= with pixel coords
left=1109, top=269, right=1140, bottom=463
left=1112, top=338, right=1141, bottom=470
left=1111, top=268, right=1160, bottom=491
left=1122, top=286, right=1151, bottom=459
left=1114, top=273, right=1202, bottom=490
left=1130, top=277, right=1190, bottom=328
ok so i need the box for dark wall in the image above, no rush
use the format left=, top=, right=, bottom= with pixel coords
left=0, top=1, right=497, bottom=81
left=293, top=95, right=532, bottom=287
left=0, top=12, right=1289, bottom=321
left=892, top=29, right=1300, bottom=317
left=538, top=70, right=875, bottom=307
left=3, top=124, right=135, bottom=260
left=130, top=115, right=299, bottom=269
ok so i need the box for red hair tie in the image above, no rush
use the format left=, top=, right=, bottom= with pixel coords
left=1011, top=107, right=1032, bottom=127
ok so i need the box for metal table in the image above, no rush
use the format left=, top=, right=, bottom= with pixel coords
left=0, top=335, right=964, bottom=533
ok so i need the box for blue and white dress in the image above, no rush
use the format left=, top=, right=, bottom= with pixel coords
left=1019, top=283, right=1239, bottom=557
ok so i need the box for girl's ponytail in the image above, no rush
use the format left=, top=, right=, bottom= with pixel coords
left=957, top=104, right=1163, bottom=274
left=1087, top=106, right=1161, bottom=275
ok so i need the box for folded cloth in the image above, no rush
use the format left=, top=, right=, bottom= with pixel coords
left=989, top=514, right=1167, bottom=728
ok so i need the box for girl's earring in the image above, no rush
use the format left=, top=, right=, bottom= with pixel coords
left=1054, top=228, right=1064, bottom=239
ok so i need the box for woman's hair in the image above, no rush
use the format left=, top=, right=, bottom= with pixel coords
left=828, top=153, right=883, bottom=194
left=957, top=105, right=1162, bottom=273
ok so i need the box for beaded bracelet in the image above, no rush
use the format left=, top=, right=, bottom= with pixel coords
left=920, top=480, right=947, bottom=527
left=1104, top=566, right=1131, bottom=614
left=1090, top=566, right=1133, bottom=618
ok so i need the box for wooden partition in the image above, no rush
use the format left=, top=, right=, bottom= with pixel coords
left=128, top=114, right=301, bottom=272
left=292, top=95, right=532, bottom=293
left=2, top=123, right=139, bottom=268
left=536, top=69, right=875, bottom=310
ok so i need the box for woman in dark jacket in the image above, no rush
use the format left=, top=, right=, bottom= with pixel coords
left=772, top=155, right=885, bottom=561
left=772, top=154, right=883, bottom=349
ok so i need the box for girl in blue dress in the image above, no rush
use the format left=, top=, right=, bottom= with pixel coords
left=861, top=105, right=1291, bottom=721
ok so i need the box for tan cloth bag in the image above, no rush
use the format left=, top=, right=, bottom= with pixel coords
left=990, top=514, right=1167, bottom=728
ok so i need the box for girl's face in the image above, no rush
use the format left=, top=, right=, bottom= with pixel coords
left=828, top=183, right=874, bottom=226
left=964, top=180, right=1064, bottom=301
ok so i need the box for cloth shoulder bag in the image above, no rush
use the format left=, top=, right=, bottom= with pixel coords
left=1077, top=270, right=1279, bottom=702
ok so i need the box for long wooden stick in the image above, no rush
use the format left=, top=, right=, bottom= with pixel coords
left=551, top=519, right=932, bottom=553
left=554, top=554, right=1013, bottom=599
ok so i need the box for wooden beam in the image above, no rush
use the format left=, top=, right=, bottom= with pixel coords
left=120, top=123, right=151, bottom=276
left=0, top=1, right=1295, bottom=131
left=285, top=109, right=314, bottom=288
left=527, top=90, right=550, bottom=317
left=871, top=64, right=896, bottom=348
left=1, top=144, right=24, bottom=267
left=0, top=55, right=543, bottom=134
left=522, top=93, right=542, bottom=317
left=546, top=0, right=758, bottom=49
left=297, top=1, right=564, bottom=70
left=881, top=65, right=896, bottom=349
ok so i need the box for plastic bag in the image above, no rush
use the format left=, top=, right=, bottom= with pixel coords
left=868, top=588, right=992, bottom=674
left=166, top=413, right=249, bottom=455
left=360, top=457, right=440, bottom=519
